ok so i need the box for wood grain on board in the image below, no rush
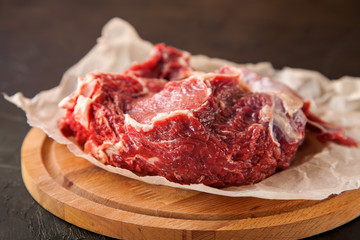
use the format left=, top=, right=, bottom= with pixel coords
left=21, top=128, right=360, bottom=240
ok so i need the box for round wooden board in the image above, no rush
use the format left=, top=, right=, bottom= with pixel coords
left=21, top=128, right=360, bottom=240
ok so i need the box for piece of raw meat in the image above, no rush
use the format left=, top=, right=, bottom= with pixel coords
left=59, top=44, right=357, bottom=187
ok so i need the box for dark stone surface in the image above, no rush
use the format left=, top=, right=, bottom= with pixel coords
left=1, top=0, right=359, bottom=239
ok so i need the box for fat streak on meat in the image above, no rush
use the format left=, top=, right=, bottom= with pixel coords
left=59, top=44, right=357, bottom=187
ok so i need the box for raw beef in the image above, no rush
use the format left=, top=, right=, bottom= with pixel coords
left=59, top=44, right=357, bottom=187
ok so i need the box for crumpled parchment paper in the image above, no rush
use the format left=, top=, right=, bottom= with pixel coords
left=6, top=18, right=360, bottom=200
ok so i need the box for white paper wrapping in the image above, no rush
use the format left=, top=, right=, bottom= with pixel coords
left=6, top=18, right=360, bottom=200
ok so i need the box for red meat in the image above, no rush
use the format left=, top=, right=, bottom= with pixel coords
left=59, top=44, right=357, bottom=187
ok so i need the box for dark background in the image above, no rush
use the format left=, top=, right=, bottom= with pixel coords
left=1, top=0, right=360, bottom=239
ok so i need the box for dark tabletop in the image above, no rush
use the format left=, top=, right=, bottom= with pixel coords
left=1, top=0, right=360, bottom=239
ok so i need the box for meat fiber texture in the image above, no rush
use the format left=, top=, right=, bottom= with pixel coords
left=58, top=44, right=312, bottom=188
left=6, top=18, right=360, bottom=199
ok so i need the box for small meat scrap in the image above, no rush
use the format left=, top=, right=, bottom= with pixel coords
left=59, top=44, right=357, bottom=187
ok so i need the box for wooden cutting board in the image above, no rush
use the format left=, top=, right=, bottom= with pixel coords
left=21, top=128, right=360, bottom=240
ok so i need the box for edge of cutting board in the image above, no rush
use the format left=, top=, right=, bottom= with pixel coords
left=21, top=128, right=360, bottom=240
